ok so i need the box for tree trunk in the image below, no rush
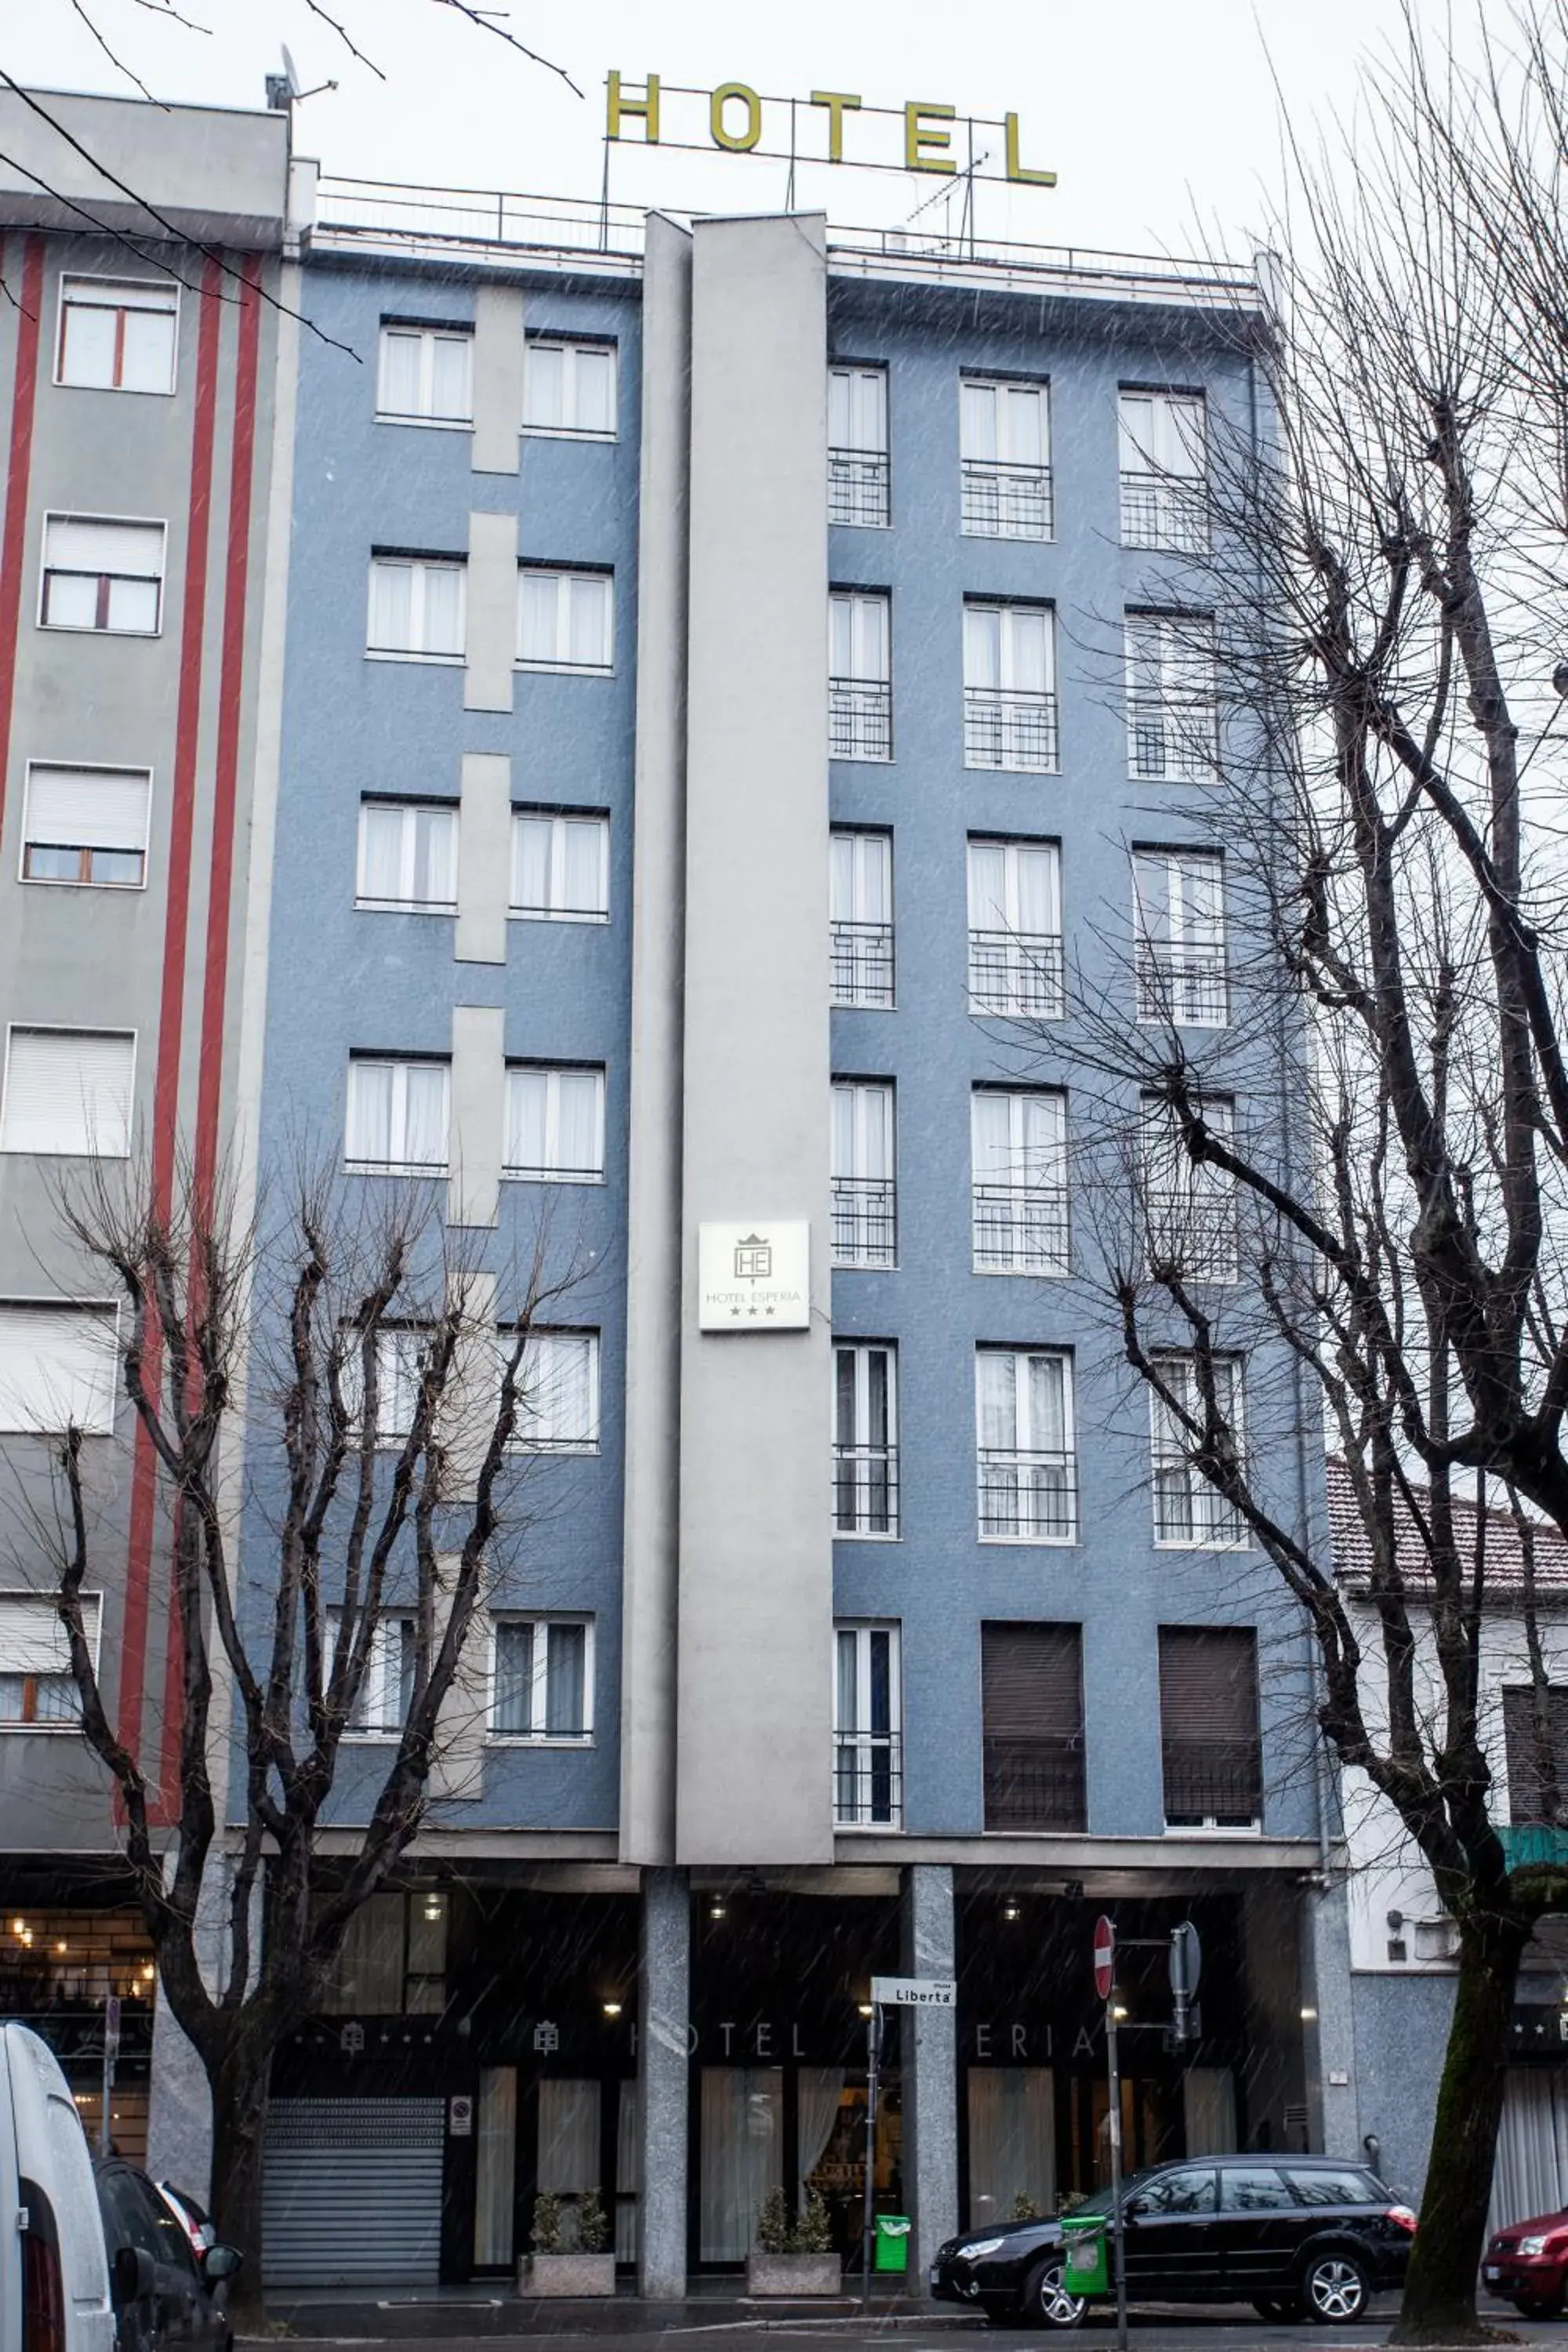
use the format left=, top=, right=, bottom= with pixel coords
left=209, top=2042, right=272, bottom=2328
left=1392, top=1912, right=1528, bottom=2344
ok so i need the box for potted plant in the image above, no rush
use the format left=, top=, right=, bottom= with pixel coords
left=519, top=2188, right=617, bottom=2298
left=746, top=2188, right=844, bottom=2298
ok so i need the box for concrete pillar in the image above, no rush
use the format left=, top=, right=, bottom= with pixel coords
left=637, top=1867, right=690, bottom=2299
left=1303, top=1875, right=1362, bottom=2161
left=901, top=1864, right=957, bottom=2288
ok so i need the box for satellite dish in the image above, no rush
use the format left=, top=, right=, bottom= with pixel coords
left=280, top=43, right=303, bottom=100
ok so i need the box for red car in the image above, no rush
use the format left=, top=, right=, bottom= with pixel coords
left=1483, top=2210, right=1568, bottom=2317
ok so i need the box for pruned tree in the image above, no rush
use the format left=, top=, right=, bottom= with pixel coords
left=1058, top=6, right=1568, bottom=2338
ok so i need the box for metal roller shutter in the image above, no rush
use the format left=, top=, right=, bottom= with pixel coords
left=263, top=2097, right=445, bottom=2285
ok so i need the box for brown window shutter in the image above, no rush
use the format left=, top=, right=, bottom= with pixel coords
left=982, top=1622, right=1084, bottom=1831
left=1159, top=1626, right=1261, bottom=1825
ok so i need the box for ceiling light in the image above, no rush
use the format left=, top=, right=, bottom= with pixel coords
left=603, top=2000, right=622, bottom=2018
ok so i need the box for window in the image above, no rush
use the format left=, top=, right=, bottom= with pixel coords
left=829, top=590, right=891, bottom=760
left=376, top=322, right=474, bottom=423
left=366, top=556, right=466, bottom=660
left=1119, top=388, right=1207, bottom=550
left=1218, top=2167, right=1294, bottom=2212
left=20, top=764, right=150, bottom=890
left=356, top=801, right=458, bottom=912
left=321, top=1889, right=448, bottom=2013
left=967, top=837, right=1064, bottom=1018
left=344, top=1056, right=450, bottom=1174
left=971, top=1090, right=1069, bottom=1276
left=513, top=1329, right=599, bottom=1452
left=1142, top=1094, right=1237, bottom=1281
left=517, top=568, right=613, bottom=672
left=510, top=811, right=609, bottom=922
left=1149, top=1351, right=1246, bottom=1545
left=0, top=1029, right=134, bottom=1159
left=982, top=1622, right=1084, bottom=1831
left=1135, top=2168, right=1218, bottom=2216
left=338, top=1613, right=417, bottom=1738
left=829, top=829, right=895, bottom=1009
left=961, top=377, right=1051, bottom=539
left=829, top=365, right=889, bottom=528
left=344, top=1323, right=437, bottom=1445
left=56, top=277, right=176, bottom=394
left=503, top=1065, right=604, bottom=1182
left=41, top=516, right=164, bottom=634
left=964, top=601, right=1058, bottom=772
left=833, top=1341, right=897, bottom=1537
left=1125, top=612, right=1217, bottom=780
left=834, top=1621, right=901, bottom=1827
left=831, top=1080, right=896, bottom=1267
left=1157, top=1625, right=1261, bottom=1828
left=975, top=1348, right=1076, bottom=1541
left=1132, top=848, right=1227, bottom=1025
left=1502, top=1686, right=1568, bottom=1825
left=491, top=1617, right=592, bottom=1739
left=523, top=338, right=618, bottom=438
left=0, top=1592, right=100, bottom=1729
left=1283, top=2168, right=1382, bottom=2209
left=0, top=1304, right=117, bottom=1435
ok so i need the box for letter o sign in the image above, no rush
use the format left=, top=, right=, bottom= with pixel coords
left=711, top=82, right=763, bottom=151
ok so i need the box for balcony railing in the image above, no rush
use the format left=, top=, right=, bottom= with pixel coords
left=834, top=1443, right=898, bottom=1536
left=964, top=685, right=1059, bottom=772
left=831, top=918, right=896, bottom=1009
left=829, top=448, right=891, bottom=528
left=1152, top=1465, right=1245, bottom=1546
left=1146, top=1191, right=1238, bottom=1281
left=832, top=1174, right=897, bottom=1267
left=834, top=1731, right=903, bottom=1827
left=830, top=677, right=893, bottom=761
left=961, top=459, right=1054, bottom=541
left=983, top=1734, right=1086, bottom=1831
left=1135, top=946, right=1228, bottom=1027
left=967, top=929, right=1065, bottom=1019
left=978, top=1448, right=1077, bottom=1541
left=1120, top=469, right=1208, bottom=552
left=972, top=1182, right=1070, bottom=1275
left=1127, top=695, right=1216, bottom=781
left=1162, top=1737, right=1261, bottom=1828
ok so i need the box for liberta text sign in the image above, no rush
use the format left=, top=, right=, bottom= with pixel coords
left=606, top=75, right=1056, bottom=186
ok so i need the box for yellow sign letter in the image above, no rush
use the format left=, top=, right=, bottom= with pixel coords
left=809, top=89, right=862, bottom=163
left=710, top=82, right=764, bottom=151
left=607, top=72, right=660, bottom=143
left=1005, top=112, right=1057, bottom=186
left=905, top=101, right=956, bottom=174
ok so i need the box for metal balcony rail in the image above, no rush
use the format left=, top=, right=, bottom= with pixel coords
left=964, top=685, right=1059, bottom=773
left=314, top=176, right=648, bottom=263
left=977, top=1447, right=1077, bottom=1540
left=1162, top=1738, right=1261, bottom=1827
left=982, top=1734, right=1086, bottom=1831
left=502, top=1156, right=602, bottom=1183
left=1127, top=695, right=1218, bottom=781
left=1152, top=1465, right=1245, bottom=1545
left=833, top=1442, right=899, bottom=1537
left=971, top=1182, right=1070, bottom=1275
left=1120, top=469, right=1209, bottom=552
left=967, top=929, right=1065, bottom=1018
left=830, top=677, right=893, bottom=760
left=1145, top=1191, right=1238, bottom=1280
left=833, top=1732, right=903, bottom=1828
left=832, top=1174, right=897, bottom=1266
left=829, top=448, right=891, bottom=528
left=1134, top=945, right=1228, bottom=1026
left=830, top=918, right=896, bottom=1008
left=961, top=459, right=1054, bottom=541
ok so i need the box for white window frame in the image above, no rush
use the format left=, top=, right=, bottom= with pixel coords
left=963, top=600, right=1058, bottom=773
left=20, top=760, right=151, bottom=891
left=516, top=567, right=615, bottom=673
left=830, top=1078, right=897, bottom=1269
left=55, top=275, right=178, bottom=396
left=0, top=1300, right=119, bottom=1436
left=1149, top=1352, right=1247, bottom=1549
left=1140, top=1093, right=1238, bottom=1283
left=0, top=1025, right=136, bottom=1160
left=828, top=365, right=891, bottom=528
left=487, top=1613, right=595, bottom=1743
left=975, top=1346, right=1077, bottom=1545
left=833, top=1619, right=902, bottom=1829
left=375, top=321, right=474, bottom=426
left=829, top=828, right=895, bottom=1009
left=1132, top=847, right=1228, bottom=1027
left=960, top=375, right=1053, bottom=541
left=331, top=1612, right=417, bottom=1742
left=829, top=589, right=893, bottom=761
left=966, top=835, right=1065, bottom=1020
left=970, top=1087, right=1069, bottom=1277
left=354, top=800, right=459, bottom=913
left=522, top=336, right=619, bottom=440
left=0, top=1590, right=101, bottom=1732
left=1119, top=387, right=1208, bottom=550
left=509, top=809, right=610, bottom=924
left=344, top=1055, right=452, bottom=1176
left=503, top=1064, right=606, bottom=1184
left=365, top=555, right=467, bottom=663
left=833, top=1339, right=899, bottom=1541
left=1125, top=612, right=1218, bottom=782
left=510, top=1327, right=601, bottom=1454
left=39, top=512, right=166, bottom=637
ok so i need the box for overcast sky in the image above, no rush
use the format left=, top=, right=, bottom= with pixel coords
left=9, top=0, right=1435, bottom=257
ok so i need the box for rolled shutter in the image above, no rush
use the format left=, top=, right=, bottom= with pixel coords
left=44, top=518, right=163, bottom=577
left=982, top=1623, right=1084, bottom=1831
left=2, top=1030, right=134, bottom=1157
left=0, top=1305, right=118, bottom=1432
left=24, top=768, right=150, bottom=851
left=0, top=1592, right=99, bottom=1675
left=1159, top=1627, right=1260, bottom=1823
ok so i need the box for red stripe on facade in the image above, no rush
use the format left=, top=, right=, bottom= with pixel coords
left=0, top=236, right=45, bottom=838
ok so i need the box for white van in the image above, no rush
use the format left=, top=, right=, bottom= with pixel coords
left=0, top=2021, right=115, bottom=2352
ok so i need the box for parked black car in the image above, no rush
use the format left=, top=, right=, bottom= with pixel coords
left=95, top=2158, right=241, bottom=2352
left=929, top=2154, right=1416, bottom=2327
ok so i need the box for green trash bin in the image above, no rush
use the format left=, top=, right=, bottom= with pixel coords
left=1059, top=2213, right=1109, bottom=2296
left=874, top=2215, right=912, bottom=2273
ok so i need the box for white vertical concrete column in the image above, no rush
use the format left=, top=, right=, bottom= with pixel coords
left=902, top=1864, right=958, bottom=2288
left=456, top=752, right=511, bottom=964
left=619, top=215, right=691, bottom=1868
left=637, top=1867, right=691, bottom=2299
left=448, top=1004, right=505, bottom=1228
left=675, top=213, right=833, bottom=1868
left=464, top=510, right=517, bottom=714
left=471, top=282, right=523, bottom=474
left=1304, top=1877, right=1361, bottom=2158
left=428, top=1546, right=488, bottom=1802
left=146, top=1857, right=260, bottom=2198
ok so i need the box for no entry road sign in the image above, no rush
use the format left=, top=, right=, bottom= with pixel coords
left=1093, top=1915, right=1116, bottom=2003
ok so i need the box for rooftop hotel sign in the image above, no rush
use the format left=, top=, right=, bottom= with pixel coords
left=604, top=74, right=1057, bottom=187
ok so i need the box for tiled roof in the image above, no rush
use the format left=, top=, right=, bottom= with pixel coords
left=1326, top=1457, right=1568, bottom=1592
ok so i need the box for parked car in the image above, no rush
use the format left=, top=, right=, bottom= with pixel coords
left=929, top=2153, right=1417, bottom=2328
left=154, top=2185, right=216, bottom=2263
left=0, top=2020, right=115, bottom=2352
left=1483, top=2207, right=1568, bottom=2317
left=93, top=2161, right=241, bottom=2352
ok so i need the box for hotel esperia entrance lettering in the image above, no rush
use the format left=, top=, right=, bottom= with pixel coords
left=606, top=75, right=1057, bottom=187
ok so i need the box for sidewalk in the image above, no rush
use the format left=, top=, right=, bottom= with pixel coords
left=249, top=2285, right=978, bottom=2339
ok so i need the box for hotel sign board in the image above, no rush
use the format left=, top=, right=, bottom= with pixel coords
left=607, top=75, right=1056, bottom=187
left=699, top=1220, right=811, bottom=1330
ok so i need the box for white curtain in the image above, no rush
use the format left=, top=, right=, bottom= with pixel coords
left=474, top=2067, right=517, bottom=2266
left=797, top=2069, right=846, bottom=2198
left=1182, top=2067, right=1236, bottom=2156
left=699, top=2069, right=782, bottom=2263
left=519, top=572, right=560, bottom=662
left=524, top=341, right=565, bottom=429
left=568, top=575, right=612, bottom=666
left=401, top=1064, right=449, bottom=1168
left=538, top=2077, right=601, bottom=2237
left=1491, top=2070, right=1568, bottom=2235
left=572, top=347, right=615, bottom=434
left=967, top=2070, right=1054, bottom=2227
left=360, top=806, right=407, bottom=902
left=379, top=330, right=423, bottom=416
left=616, top=2079, right=640, bottom=2263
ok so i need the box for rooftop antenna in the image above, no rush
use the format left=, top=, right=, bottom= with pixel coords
left=267, top=45, right=338, bottom=111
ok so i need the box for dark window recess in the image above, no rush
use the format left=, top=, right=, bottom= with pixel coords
left=1158, top=1626, right=1261, bottom=1827
left=1502, top=1686, right=1568, bottom=1825
left=982, top=1621, right=1085, bottom=1831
